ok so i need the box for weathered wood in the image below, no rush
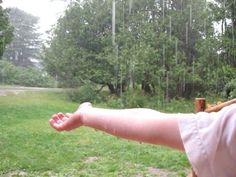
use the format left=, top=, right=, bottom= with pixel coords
left=194, top=98, right=206, bottom=113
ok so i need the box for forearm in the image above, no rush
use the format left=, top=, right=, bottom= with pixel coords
left=82, top=108, right=160, bottom=140
left=81, top=107, right=191, bottom=150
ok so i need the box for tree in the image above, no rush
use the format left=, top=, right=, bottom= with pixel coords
left=209, top=0, right=236, bottom=66
left=43, top=0, right=114, bottom=88
left=44, top=0, right=233, bottom=99
left=200, top=0, right=236, bottom=95
left=3, top=8, right=42, bottom=67
left=0, top=1, right=13, bottom=59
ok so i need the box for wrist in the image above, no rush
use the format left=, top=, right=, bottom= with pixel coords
left=78, top=102, right=93, bottom=126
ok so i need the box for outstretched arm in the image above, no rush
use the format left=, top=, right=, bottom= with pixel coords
left=49, top=103, right=193, bottom=151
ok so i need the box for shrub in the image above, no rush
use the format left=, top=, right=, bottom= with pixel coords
left=68, top=85, right=97, bottom=103
left=0, top=59, right=16, bottom=84
left=12, top=67, right=56, bottom=87
left=223, top=79, right=236, bottom=99
left=122, top=89, right=146, bottom=108
left=0, top=60, right=55, bottom=87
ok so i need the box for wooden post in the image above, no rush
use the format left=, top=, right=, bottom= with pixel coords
left=195, top=98, right=206, bottom=113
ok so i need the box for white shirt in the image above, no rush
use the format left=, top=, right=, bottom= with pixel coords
left=178, top=104, right=236, bottom=177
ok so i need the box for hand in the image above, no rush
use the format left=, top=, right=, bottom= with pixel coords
left=49, top=102, right=92, bottom=131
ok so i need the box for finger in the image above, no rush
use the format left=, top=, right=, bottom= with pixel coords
left=52, top=114, right=59, bottom=120
left=49, top=119, right=64, bottom=131
left=49, top=114, right=59, bottom=124
left=49, top=118, right=59, bottom=129
left=50, top=113, right=65, bottom=130
left=59, top=113, right=70, bottom=123
left=57, top=112, right=65, bottom=120
left=49, top=118, right=55, bottom=126
left=52, top=114, right=63, bottom=124
left=57, top=116, right=81, bottom=131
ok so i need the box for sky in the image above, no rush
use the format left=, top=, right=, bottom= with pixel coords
left=2, top=0, right=69, bottom=39
left=2, top=0, right=221, bottom=39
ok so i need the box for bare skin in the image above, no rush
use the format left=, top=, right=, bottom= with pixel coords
left=49, top=102, right=192, bottom=151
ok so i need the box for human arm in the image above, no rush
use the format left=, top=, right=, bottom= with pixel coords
left=49, top=103, right=193, bottom=151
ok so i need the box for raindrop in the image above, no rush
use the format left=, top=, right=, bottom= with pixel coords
left=162, top=0, right=165, bottom=24
left=189, top=4, right=192, bottom=27
left=169, top=16, right=172, bottom=40
left=204, top=19, right=206, bottom=36
left=192, top=61, right=195, bottom=93
left=166, top=71, right=169, bottom=101
left=163, top=44, right=165, bottom=67
left=129, top=0, right=133, bottom=15
left=175, top=39, right=178, bottom=64
left=112, top=0, right=116, bottom=46
left=232, top=22, right=235, bottom=61
left=186, top=22, right=188, bottom=44
left=183, top=68, right=186, bottom=93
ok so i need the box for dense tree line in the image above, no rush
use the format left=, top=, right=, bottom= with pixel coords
left=0, top=0, right=13, bottom=59
left=44, top=0, right=235, bottom=98
left=0, top=6, right=54, bottom=87
left=3, top=8, right=42, bottom=67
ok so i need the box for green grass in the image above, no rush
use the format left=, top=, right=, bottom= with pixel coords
left=0, top=91, right=190, bottom=177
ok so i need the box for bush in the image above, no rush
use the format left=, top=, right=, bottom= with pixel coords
left=0, top=59, right=16, bottom=84
left=0, top=60, right=56, bottom=87
left=105, top=97, right=125, bottom=108
left=68, top=85, right=97, bottom=103
left=12, top=67, right=55, bottom=87
left=121, top=89, right=147, bottom=108
left=223, top=79, right=236, bottom=99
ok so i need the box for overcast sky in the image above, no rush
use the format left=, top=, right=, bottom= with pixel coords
left=2, top=0, right=69, bottom=39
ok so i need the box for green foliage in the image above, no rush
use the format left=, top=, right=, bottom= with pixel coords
left=12, top=67, right=55, bottom=87
left=0, top=4, right=14, bottom=58
left=224, top=79, right=236, bottom=99
left=0, top=60, right=55, bottom=87
left=68, top=85, right=98, bottom=103
left=0, top=59, right=15, bottom=83
left=121, top=89, right=147, bottom=108
left=95, top=88, right=194, bottom=113
left=3, top=8, right=42, bottom=67
left=209, top=0, right=236, bottom=66
left=43, top=0, right=236, bottom=99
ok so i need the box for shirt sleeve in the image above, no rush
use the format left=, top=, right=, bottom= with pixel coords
left=178, top=104, right=236, bottom=177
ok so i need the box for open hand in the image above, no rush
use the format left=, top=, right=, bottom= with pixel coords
left=49, top=102, right=92, bottom=131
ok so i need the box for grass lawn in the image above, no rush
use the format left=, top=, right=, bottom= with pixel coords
left=0, top=91, right=190, bottom=177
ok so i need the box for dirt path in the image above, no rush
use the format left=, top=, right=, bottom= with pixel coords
left=0, top=86, right=62, bottom=96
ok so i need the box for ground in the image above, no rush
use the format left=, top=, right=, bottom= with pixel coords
left=0, top=86, right=189, bottom=177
